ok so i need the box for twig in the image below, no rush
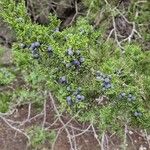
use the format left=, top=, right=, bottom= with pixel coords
left=42, top=92, right=47, bottom=129
left=67, top=124, right=96, bottom=133
left=105, top=0, right=142, bottom=50
left=123, top=124, right=128, bottom=150
left=91, top=123, right=102, bottom=149
left=49, top=92, right=74, bottom=150
left=71, top=124, right=92, bottom=138
left=144, top=129, right=150, bottom=148
left=27, top=103, right=31, bottom=120
left=71, top=124, right=78, bottom=150
left=69, top=0, right=78, bottom=25
left=46, top=117, right=59, bottom=130
left=19, top=111, right=44, bottom=127
left=0, top=116, right=30, bottom=141
left=51, top=128, right=62, bottom=150
left=112, top=15, right=124, bottom=50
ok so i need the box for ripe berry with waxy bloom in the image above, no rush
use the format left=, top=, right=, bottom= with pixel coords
left=34, top=42, right=40, bottom=47
left=134, top=111, right=142, bottom=117
left=66, top=96, right=72, bottom=105
left=76, top=94, right=85, bottom=101
left=59, top=76, right=67, bottom=84
left=66, top=48, right=73, bottom=56
left=72, top=60, right=80, bottom=66
left=47, top=46, right=52, bottom=53
left=104, top=78, right=110, bottom=83
left=119, top=92, right=126, bottom=99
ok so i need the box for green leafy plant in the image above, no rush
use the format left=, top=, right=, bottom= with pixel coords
left=11, top=89, right=45, bottom=113
left=0, top=0, right=149, bottom=136
left=0, top=67, right=15, bottom=85
left=0, top=92, right=11, bottom=113
left=28, top=126, right=56, bottom=149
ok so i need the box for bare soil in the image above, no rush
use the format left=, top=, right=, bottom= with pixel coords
left=0, top=98, right=149, bottom=150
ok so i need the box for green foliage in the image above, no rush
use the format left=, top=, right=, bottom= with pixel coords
left=28, top=126, right=56, bottom=149
left=0, top=0, right=150, bottom=136
left=12, top=89, right=44, bottom=106
left=0, top=67, right=15, bottom=85
left=0, top=92, right=11, bottom=113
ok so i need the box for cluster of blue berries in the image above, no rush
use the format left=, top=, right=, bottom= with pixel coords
left=29, top=42, right=41, bottom=59
left=20, top=42, right=41, bottom=59
left=96, top=71, right=112, bottom=90
left=119, top=93, right=141, bottom=117
left=66, top=87, right=85, bottom=106
left=20, top=43, right=143, bottom=118
left=65, top=48, right=85, bottom=69
left=58, top=47, right=86, bottom=106
left=119, top=92, right=136, bottom=101
left=74, top=87, right=85, bottom=102
left=58, top=75, right=85, bottom=106
left=20, top=42, right=54, bottom=59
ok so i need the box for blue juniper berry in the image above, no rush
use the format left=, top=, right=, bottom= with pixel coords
left=103, top=76, right=112, bottom=89
left=72, top=60, right=80, bottom=68
left=96, top=71, right=106, bottom=81
left=76, top=94, right=85, bottom=102
left=80, top=95, right=85, bottom=100
left=66, top=48, right=73, bottom=56
left=127, top=94, right=136, bottom=101
left=59, top=76, right=67, bottom=84
left=29, top=43, right=36, bottom=51
left=96, top=76, right=102, bottom=80
left=104, top=83, right=112, bottom=89
left=29, top=42, right=40, bottom=50
left=66, top=96, right=72, bottom=106
left=119, top=92, right=126, bottom=99
left=104, top=77, right=110, bottom=83
left=47, top=46, right=53, bottom=53
left=34, top=42, right=40, bottom=47
left=96, top=71, right=102, bottom=76
left=134, top=111, right=142, bottom=117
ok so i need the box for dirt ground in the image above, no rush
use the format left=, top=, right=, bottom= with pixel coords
left=0, top=99, right=149, bottom=150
